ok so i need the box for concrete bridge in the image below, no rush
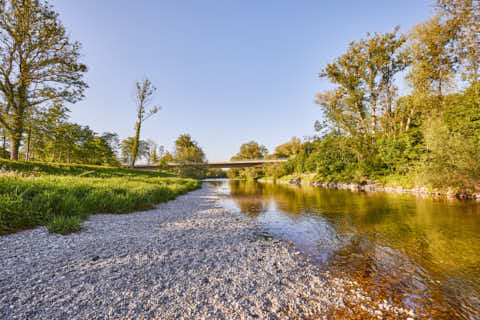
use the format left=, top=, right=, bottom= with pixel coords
left=134, top=159, right=288, bottom=170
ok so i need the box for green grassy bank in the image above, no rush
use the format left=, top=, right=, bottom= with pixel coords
left=0, top=160, right=201, bottom=236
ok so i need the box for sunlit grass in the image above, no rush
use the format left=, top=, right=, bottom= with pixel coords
left=0, top=160, right=201, bottom=236
left=48, top=216, right=83, bottom=235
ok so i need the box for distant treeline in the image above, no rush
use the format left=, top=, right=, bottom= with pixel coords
left=228, top=0, right=480, bottom=192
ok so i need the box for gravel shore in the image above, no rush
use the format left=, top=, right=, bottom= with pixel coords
left=0, top=183, right=414, bottom=319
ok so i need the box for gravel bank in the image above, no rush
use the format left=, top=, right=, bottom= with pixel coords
left=0, top=184, right=414, bottom=319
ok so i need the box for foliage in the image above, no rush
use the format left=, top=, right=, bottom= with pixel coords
left=416, top=88, right=480, bottom=189
left=120, top=137, right=148, bottom=166
left=316, top=27, right=408, bottom=142
left=271, top=137, right=302, bottom=158
left=0, top=159, right=200, bottom=236
left=1, top=94, right=119, bottom=165
left=205, top=168, right=227, bottom=178
left=227, top=141, right=267, bottom=180
left=158, top=151, right=174, bottom=170
left=407, top=14, right=457, bottom=101
left=172, top=134, right=207, bottom=179
left=0, top=0, right=87, bottom=160
left=131, top=78, right=160, bottom=167
left=236, top=4, right=480, bottom=193
left=282, top=4, right=480, bottom=192
left=263, top=163, right=289, bottom=180
left=437, top=0, right=480, bottom=83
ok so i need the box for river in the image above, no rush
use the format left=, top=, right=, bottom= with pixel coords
left=206, top=179, right=480, bottom=319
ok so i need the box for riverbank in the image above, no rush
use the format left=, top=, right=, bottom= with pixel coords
left=0, top=183, right=416, bottom=319
left=259, top=174, right=480, bottom=200
left=0, top=160, right=200, bottom=235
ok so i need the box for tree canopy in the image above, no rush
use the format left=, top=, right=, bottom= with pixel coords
left=0, top=0, right=87, bottom=159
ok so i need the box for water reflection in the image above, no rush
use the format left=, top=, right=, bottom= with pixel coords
left=208, top=179, right=480, bottom=318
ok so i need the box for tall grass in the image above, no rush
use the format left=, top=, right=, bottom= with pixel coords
left=0, top=160, right=201, bottom=236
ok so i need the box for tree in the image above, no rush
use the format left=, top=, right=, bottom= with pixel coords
left=228, top=141, right=267, bottom=180
left=120, top=137, right=148, bottom=166
left=0, top=0, right=87, bottom=160
left=437, top=0, right=480, bottom=84
left=158, top=150, right=173, bottom=170
left=318, top=28, right=409, bottom=137
left=357, top=28, right=409, bottom=133
left=173, top=134, right=207, bottom=178
left=173, top=134, right=205, bottom=163
left=232, top=141, right=267, bottom=160
left=101, top=132, right=120, bottom=157
left=146, top=139, right=158, bottom=165
left=130, top=78, right=159, bottom=167
left=318, top=44, right=367, bottom=138
left=272, top=137, right=303, bottom=158
left=407, top=15, right=457, bottom=102
left=158, top=145, right=165, bottom=159
left=0, top=126, right=7, bottom=158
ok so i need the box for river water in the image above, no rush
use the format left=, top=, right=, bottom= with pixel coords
left=206, top=179, right=480, bottom=319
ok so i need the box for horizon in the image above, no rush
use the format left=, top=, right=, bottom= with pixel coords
left=50, top=0, right=433, bottom=161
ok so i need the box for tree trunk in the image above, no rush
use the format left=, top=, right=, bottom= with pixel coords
left=9, top=86, right=28, bottom=161
left=371, top=94, right=377, bottom=133
left=131, top=121, right=141, bottom=167
left=438, top=65, right=443, bottom=103
left=26, top=126, right=32, bottom=161
left=1, top=130, right=6, bottom=158
left=9, top=134, right=21, bottom=160
left=9, top=112, right=25, bottom=161
left=405, top=107, right=415, bottom=131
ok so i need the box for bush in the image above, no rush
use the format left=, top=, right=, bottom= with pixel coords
left=416, top=116, right=480, bottom=190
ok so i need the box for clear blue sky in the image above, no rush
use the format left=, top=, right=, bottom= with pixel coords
left=50, top=0, right=434, bottom=161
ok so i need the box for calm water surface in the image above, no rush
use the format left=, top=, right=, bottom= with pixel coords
left=207, top=179, right=480, bottom=319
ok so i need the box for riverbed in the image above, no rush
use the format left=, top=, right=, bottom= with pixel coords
left=0, top=183, right=416, bottom=319
left=208, top=179, right=480, bottom=319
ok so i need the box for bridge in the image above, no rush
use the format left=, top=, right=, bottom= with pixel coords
left=134, top=159, right=288, bottom=170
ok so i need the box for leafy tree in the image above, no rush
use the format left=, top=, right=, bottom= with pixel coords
left=205, top=168, right=227, bottom=178
left=437, top=0, right=480, bottom=84
left=231, top=141, right=267, bottom=160
left=120, top=137, right=148, bottom=166
left=317, top=28, right=409, bottom=139
left=407, top=15, right=457, bottom=103
left=101, top=132, right=120, bottom=157
left=173, top=134, right=207, bottom=178
left=317, top=45, right=367, bottom=138
left=227, top=141, right=267, bottom=180
left=158, top=150, right=173, bottom=170
left=272, top=137, right=303, bottom=158
left=357, top=28, right=409, bottom=132
left=0, top=0, right=87, bottom=160
left=130, top=78, right=159, bottom=167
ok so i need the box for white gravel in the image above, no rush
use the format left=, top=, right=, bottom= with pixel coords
left=0, top=183, right=415, bottom=319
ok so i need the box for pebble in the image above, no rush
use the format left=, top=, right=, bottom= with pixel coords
left=0, top=184, right=413, bottom=319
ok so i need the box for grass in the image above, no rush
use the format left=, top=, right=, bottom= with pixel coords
left=48, top=216, right=83, bottom=235
left=0, top=159, right=201, bottom=236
